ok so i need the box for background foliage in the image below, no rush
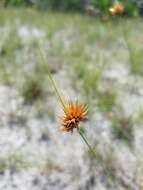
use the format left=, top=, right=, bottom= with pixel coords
left=0, top=0, right=142, bottom=16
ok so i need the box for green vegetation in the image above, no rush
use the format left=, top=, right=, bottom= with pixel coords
left=0, top=0, right=29, bottom=7
left=83, top=68, right=102, bottom=97
left=20, top=74, right=45, bottom=103
left=0, top=0, right=141, bottom=16
left=127, top=45, right=143, bottom=75
left=97, top=89, right=116, bottom=112
left=34, top=0, right=83, bottom=11
left=111, top=114, right=134, bottom=146
left=0, top=151, right=32, bottom=172
left=92, top=0, right=112, bottom=14
left=137, top=109, right=143, bottom=125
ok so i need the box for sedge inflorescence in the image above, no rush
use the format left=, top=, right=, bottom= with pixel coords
left=109, top=1, right=124, bottom=16
left=61, top=102, right=88, bottom=132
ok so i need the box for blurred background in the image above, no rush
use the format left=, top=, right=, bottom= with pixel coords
left=0, top=0, right=143, bottom=190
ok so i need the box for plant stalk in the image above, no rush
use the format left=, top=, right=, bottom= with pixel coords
left=77, top=128, right=96, bottom=157
left=38, top=44, right=66, bottom=110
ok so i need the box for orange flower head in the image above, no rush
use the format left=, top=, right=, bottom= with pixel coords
left=109, top=2, right=124, bottom=16
left=61, top=102, right=88, bottom=132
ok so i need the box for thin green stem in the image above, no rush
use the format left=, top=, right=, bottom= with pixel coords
left=37, top=44, right=66, bottom=110
left=77, top=128, right=96, bottom=157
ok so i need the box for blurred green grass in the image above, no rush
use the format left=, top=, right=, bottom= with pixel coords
left=0, top=8, right=143, bottom=144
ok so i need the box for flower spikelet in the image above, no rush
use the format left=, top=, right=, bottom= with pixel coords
left=61, top=102, right=88, bottom=132
left=109, top=2, right=124, bottom=16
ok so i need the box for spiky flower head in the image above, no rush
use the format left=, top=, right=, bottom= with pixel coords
left=109, top=1, right=124, bottom=16
left=61, top=102, right=88, bottom=132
